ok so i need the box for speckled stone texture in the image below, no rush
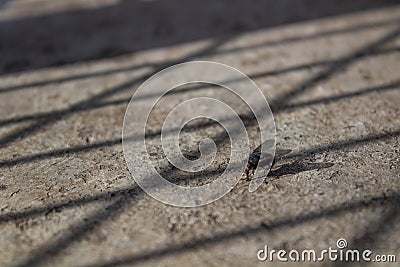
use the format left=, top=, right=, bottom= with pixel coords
left=0, top=1, right=399, bottom=266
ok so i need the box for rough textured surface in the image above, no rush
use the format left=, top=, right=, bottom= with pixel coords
left=0, top=0, right=399, bottom=266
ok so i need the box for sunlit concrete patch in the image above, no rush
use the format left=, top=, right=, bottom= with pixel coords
left=0, top=1, right=399, bottom=266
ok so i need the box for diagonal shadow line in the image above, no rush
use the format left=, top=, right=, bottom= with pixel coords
left=350, top=205, right=400, bottom=252
left=166, top=29, right=400, bottom=186
left=0, top=37, right=233, bottom=148
left=2, top=0, right=399, bottom=76
left=1, top=128, right=398, bottom=223
left=0, top=184, right=131, bottom=223
left=208, top=18, right=400, bottom=59
left=249, top=46, right=399, bottom=79
left=6, top=24, right=400, bottom=267
left=0, top=159, right=240, bottom=225
left=0, top=17, right=398, bottom=95
left=0, top=157, right=329, bottom=226
left=269, top=26, right=400, bottom=107
left=0, top=83, right=227, bottom=127
left=178, top=71, right=400, bottom=174
left=82, top=192, right=400, bottom=267
left=0, top=112, right=399, bottom=170
left=14, top=194, right=137, bottom=267
left=12, top=152, right=240, bottom=267
left=283, top=129, right=400, bottom=160
left=332, top=202, right=400, bottom=267
left=2, top=45, right=399, bottom=128
left=275, top=79, right=400, bottom=112
left=6, top=100, right=400, bottom=265
left=0, top=63, right=154, bottom=94
left=10, top=155, right=399, bottom=267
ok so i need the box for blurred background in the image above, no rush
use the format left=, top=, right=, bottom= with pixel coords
left=0, top=0, right=399, bottom=266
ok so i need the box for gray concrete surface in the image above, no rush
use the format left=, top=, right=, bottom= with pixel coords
left=0, top=0, right=399, bottom=266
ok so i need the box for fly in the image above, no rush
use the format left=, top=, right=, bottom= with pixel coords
left=244, top=139, right=292, bottom=180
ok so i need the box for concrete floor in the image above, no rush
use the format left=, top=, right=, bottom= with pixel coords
left=0, top=0, right=399, bottom=266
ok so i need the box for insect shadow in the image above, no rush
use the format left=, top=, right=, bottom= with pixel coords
left=246, top=139, right=334, bottom=180
left=269, top=161, right=334, bottom=177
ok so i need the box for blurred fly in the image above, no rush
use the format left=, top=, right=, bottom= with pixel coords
left=244, top=139, right=292, bottom=180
